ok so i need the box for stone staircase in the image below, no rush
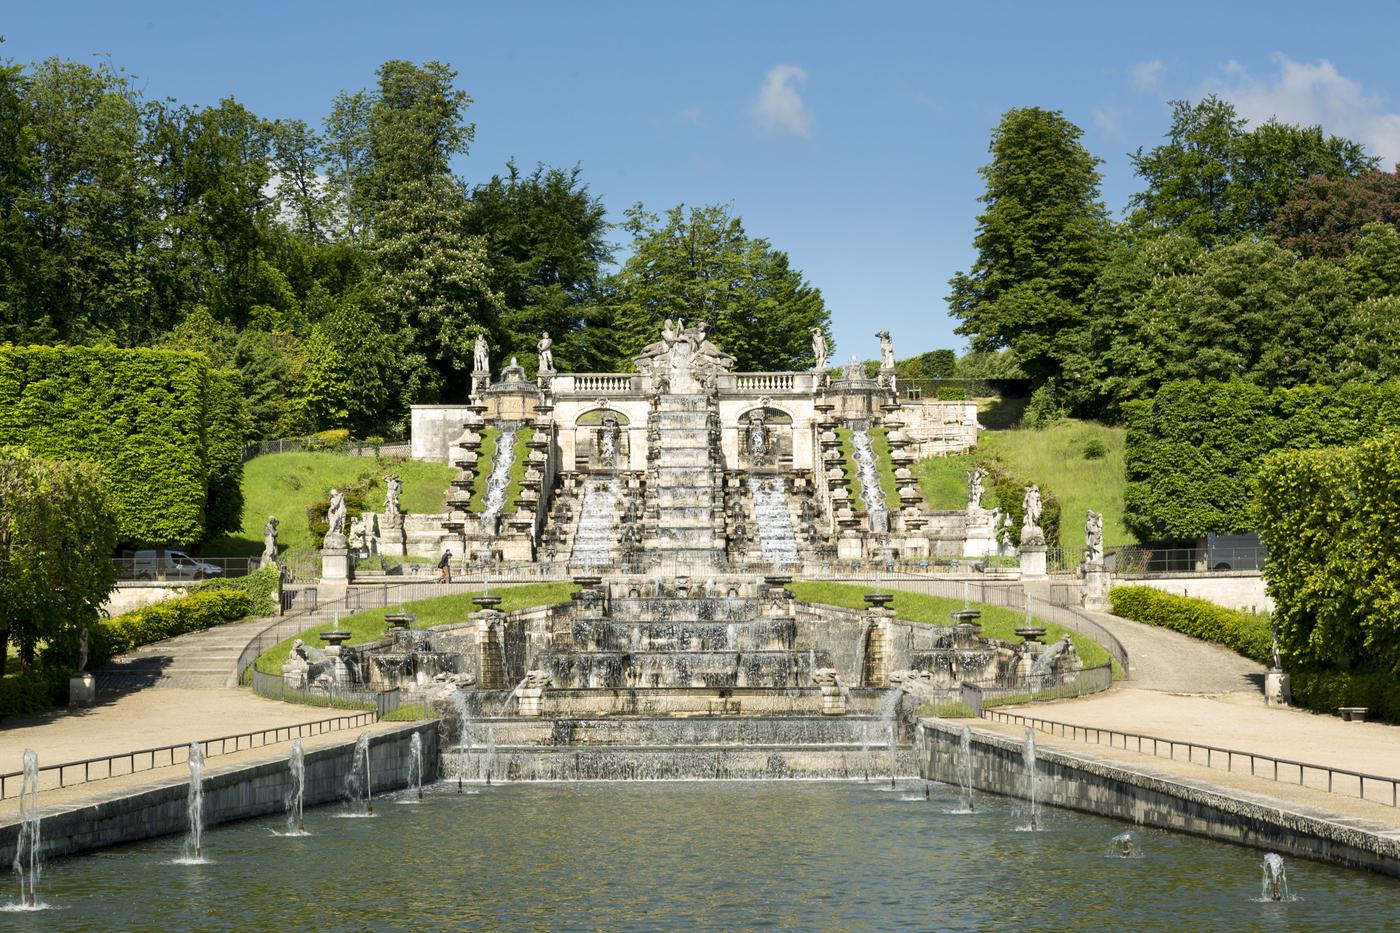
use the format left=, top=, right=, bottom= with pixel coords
left=94, top=602, right=348, bottom=692
left=644, top=394, right=725, bottom=567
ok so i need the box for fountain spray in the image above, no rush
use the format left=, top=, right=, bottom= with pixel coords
left=185, top=742, right=205, bottom=861
left=287, top=739, right=306, bottom=834
left=14, top=748, right=41, bottom=907
left=409, top=732, right=424, bottom=800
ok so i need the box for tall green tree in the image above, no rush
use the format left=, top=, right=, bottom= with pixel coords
left=467, top=161, right=614, bottom=371
left=947, top=107, right=1110, bottom=384
left=1128, top=96, right=1375, bottom=245
left=608, top=203, right=831, bottom=371
left=1270, top=167, right=1400, bottom=259
left=0, top=448, right=118, bottom=670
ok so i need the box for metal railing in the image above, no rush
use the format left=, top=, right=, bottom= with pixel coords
left=1046, top=544, right=1268, bottom=575
left=0, top=711, right=376, bottom=799
left=249, top=668, right=401, bottom=718
left=958, top=665, right=1114, bottom=716
left=981, top=709, right=1400, bottom=808
left=240, top=436, right=409, bottom=462
left=113, top=555, right=256, bottom=581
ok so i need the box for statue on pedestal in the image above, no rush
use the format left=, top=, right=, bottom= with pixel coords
left=1021, top=485, right=1045, bottom=547
left=811, top=327, right=829, bottom=373
left=326, top=488, right=346, bottom=539
left=537, top=331, right=554, bottom=373
left=261, top=515, right=280, bottom=564
left=1084, top=510, right=1104, bottom=569
left=473, top=333, right=490, bottom=375
left=384, top=475, right=402, bottom=525
left=877, top=330, right=895, bottom=370
left=966, top=467, right=987, bottom=512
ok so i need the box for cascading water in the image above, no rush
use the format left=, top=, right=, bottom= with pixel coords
left=12, top=748, right=41, bottom=908
left=1021, top=728, right=1041, bottom=831
left=182, top=742, right=205, bottom=862
left=571, top=476, right=619, bottom=567
left=875, top=689, right=903, bottom=788
left=1259, top=853, right=1294, bottom=902
left=480, top=425, right=519, bottom=528
left=408, top=732, right=424, bottom=801
left=850, top=427, right=888, bottom=532
left=748, top=477, right=799, bottom=564
left=345, top=733, right=374, bottom=816
left=286, top=739, right=306, bottom=835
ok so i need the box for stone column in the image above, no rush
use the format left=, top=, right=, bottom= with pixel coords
left=1019, top=544, right=1047, bottom=580
left=1082, top=568, right=1110, bottom=611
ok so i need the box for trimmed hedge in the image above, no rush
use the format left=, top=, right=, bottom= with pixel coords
left=0, top=668, right=69, bottom=719
left=188, top=564, right=280, bottom=617
left=93, top=589, right=253, bottom=660
left=1290, top=671, right=1400, bottom=724
left=1108, top=585, right=1273, bottom=666
left=1123, top=380, right=1400, bottom=541
left=0, top=345, right=246, bottom=544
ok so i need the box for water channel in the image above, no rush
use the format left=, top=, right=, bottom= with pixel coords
left=11, top=781, right=1397, bottom=930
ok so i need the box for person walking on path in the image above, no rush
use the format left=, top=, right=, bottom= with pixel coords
left=437, top=549, right=453, bottom=584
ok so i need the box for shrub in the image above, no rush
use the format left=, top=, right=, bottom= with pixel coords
left=1021, top=383, right=1063, bottom=429
left=1082, top=437, right=1106, bottom=460
left=307, top=428, right=351, bottom=451
left=188, top=565, right=280, bottom=617
left=1290, top=671, right=1400, bottom=724
left=1108, top=585, right=1273, bottom=666
left=92, top=589, right=254, bottom=661
left=0, top=668, right=69, bottom=719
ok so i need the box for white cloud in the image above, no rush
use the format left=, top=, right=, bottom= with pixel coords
left=751, top=64, right=811, bottom=137
left=1091, top=105, right=1121, bottom=137
left=1202, top=53, right=1400, bottom=165
left=1131, top=58, right=1165, bottom=90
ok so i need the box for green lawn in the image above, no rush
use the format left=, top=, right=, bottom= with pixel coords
left=978, top=420, right=1132, bottom=547
left=789, top=581, right=1113, bottom=670
left=253, top=582, right=575, bottom=675
left=913, top=419, right=1134, bottom=549
left=205, top=452, right=455, bottom=556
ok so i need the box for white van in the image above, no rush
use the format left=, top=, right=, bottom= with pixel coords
left=130, top=549, right=224, bottom=580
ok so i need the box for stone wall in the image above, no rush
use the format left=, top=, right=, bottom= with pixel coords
left=918, top=719, right=1400, bottom=877
left=0, top=723, right=438, bottom=865
left=410, top=405, right=479, bottom=463
left=1119, top=572, right=1273, bottom=613
left=102, top=582, right=190, bottom=617
left=899, top=400, right=978, bottom=458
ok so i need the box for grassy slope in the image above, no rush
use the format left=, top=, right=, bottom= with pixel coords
left=979, top=420, right=1132, bottom=547
left=790, top=581, right=1112, bottom=670
left=205, top=452, right=455, bottom=556
left=913, top=419, right=1133, bottom=548
left=254, top=582, right=575, bottom=674
left=469, top=426, right=500, bottom=512
left=836, top=426, right=899, bottom=512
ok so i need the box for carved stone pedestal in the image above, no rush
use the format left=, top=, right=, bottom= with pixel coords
left=1082, top=568, right=1110, bottom=611
left=820, top=683, right=847, bottom=716
left=69, top=673, right=96, bottom=707
left=1019, top=544, right=1047, bottom=580
left=1265, top=670, right=1292, bottom=707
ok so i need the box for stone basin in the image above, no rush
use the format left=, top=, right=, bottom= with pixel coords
left=319, top=630, right=353, bottom=648
left=863, top=593, right=895, bottom=609
left=385, top=613, right=417, bottom=630
left=472, top=595, right=503, bottom=610
left=949, top=609, right=982, bottom=626
left=1014, top=626, right=1047, bottom=643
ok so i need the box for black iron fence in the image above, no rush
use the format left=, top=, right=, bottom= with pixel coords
left=957, top=664, right=1114, bottom=716
left=249, top=668, right=402, bottom=718
left=113, top=555, right=257, bottom=581
left=981, top=709, right=1400, bottom=808
left=0, top=711, right=376, bottom=799
left=241, top=436, right=411, bottom=462
left=1045, top=544, right=1268, bottom=575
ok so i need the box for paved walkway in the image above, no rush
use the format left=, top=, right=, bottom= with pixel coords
left=0, top=689, right=377, bottom=795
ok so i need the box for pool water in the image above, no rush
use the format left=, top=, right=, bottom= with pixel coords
left=9, top=780, right=1398, bottom=931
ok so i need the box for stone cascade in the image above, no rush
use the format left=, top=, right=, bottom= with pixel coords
left=644, top=394, right=726, bottom=568
left=722, top=472, right=825, bottom=566
left=568, top=475, right=622, bottom=568
left=538, top=471, right=645, bottom=570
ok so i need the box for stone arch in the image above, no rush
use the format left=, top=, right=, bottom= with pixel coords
left=574, top=408, right=631, bottom=427
left=574, top=408, right=630, bottom=471
left=738, top=406, right=794, bottom=469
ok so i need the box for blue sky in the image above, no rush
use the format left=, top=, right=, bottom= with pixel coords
left=6, top=1, right=1400, bottom=362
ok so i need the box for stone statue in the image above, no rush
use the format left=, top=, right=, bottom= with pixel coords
left=661, top=317, right=677, bottom=344
left=473, top=333, right=490, bottom=374
left=1270, top=622, right=1283, bottom=671
left=349, top=516, right=368, bottom=552
left=1084, top=510, right=1104, bottom=569
left=811, top=327, right=829, bottom=373
left=384, top=475, right=402, bottom=524
left=537, top=331, right=554, bottom=372
left=877, top=330, right=895, bottom=370
left=77, top=626, right=89, bottom=675
left=966, top=468, right=986, bottom=511
left=326, top=488, right=346, bottom=539
left=844, top=356, right=863, bottom=382
left=261, top=515, right=280, bottom=564
left=1021, top=485, right=1045, bottom=546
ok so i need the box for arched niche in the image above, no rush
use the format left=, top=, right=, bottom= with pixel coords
left=574, top=408, right=631, bottom=471
left=738, top=406, right=793, bottom=470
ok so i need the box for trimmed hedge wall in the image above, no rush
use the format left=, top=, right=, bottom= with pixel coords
left=1108, top=585, right=1273, bottom=666
left=188, top=564, right=280, bottom=617
left=1290, top=672, right=1400, bottom=724
left=1123, top=380, right=1400, bottom=541
left=0, top=345, right=245, bottom=544
left=92, top=589, right=253, bottom=660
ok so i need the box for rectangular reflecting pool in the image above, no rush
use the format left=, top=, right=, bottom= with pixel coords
left=9, top=780, right=1398, bottom=931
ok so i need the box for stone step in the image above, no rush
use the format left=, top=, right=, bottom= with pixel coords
left=442, top=744, right=917, bottom=781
